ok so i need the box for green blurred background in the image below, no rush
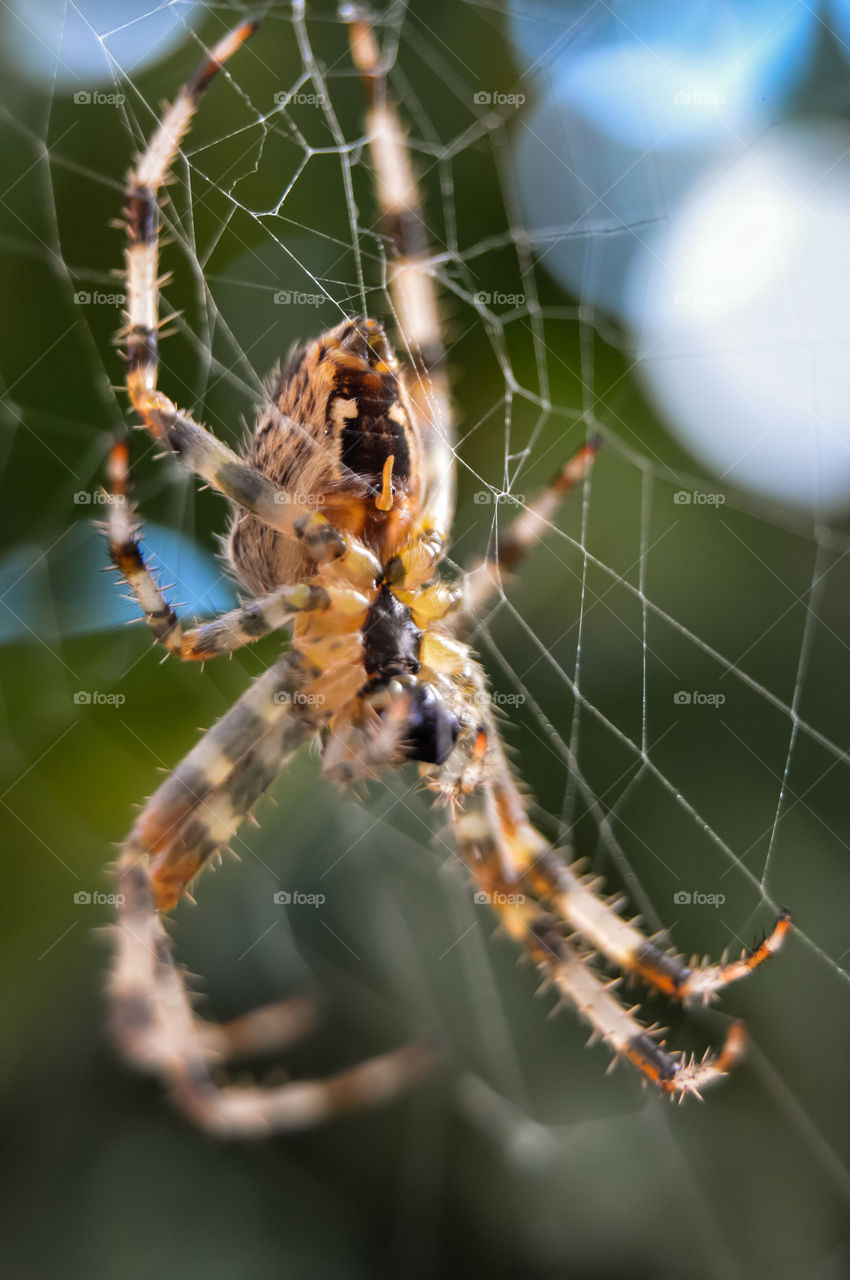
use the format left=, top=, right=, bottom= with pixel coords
left=1, top=3, right=849, bottom=1278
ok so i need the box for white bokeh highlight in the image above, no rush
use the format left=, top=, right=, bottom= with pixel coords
left=9, top=0, right=200, bottom=89
left=631, top=123, right=850, bottom=515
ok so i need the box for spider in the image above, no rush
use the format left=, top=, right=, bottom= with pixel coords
left=105, top=13, right=790, bottom=1137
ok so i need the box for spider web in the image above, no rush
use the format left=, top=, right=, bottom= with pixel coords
left=2, top=2, right=850, bottom=1277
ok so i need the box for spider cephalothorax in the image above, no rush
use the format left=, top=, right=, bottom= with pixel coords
left=105, top=14, right=790, bottom=1137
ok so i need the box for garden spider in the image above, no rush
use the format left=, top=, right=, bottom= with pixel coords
left=106, top=13, right=790, bottom=1137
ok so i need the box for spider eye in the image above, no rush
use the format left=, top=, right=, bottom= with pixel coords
left=399, top=683, right=460, bottom=766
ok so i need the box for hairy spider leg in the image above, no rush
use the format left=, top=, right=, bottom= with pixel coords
left=112, top=651, right=431, bottom=1134
left=105, top=439, right=369, bottom=660
left=439, top=663, right=788, bottom=1095
left=122, top=17, right=456, bottom=591
left=123, top=20, right=356, bottom=553
left=346, top=9, right=455, bottom=589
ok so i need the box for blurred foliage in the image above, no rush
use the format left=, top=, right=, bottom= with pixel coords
left=1, top=3, right=850, bottom=1279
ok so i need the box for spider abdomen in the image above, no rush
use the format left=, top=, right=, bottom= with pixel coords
left=229, top=317, right=425, bottom=596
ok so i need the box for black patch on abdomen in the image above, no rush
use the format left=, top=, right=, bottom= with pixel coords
left=338, top=408, right=411, bottom=488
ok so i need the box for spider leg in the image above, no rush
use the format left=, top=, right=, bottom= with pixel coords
left=467, top=670, right=789, bottom=1003
left=114, top=847, right=431, bottom=1136
left=122, top=20, right=355, bottom=551
left=196, top=996, right=321, bottom=1063
left=522, top=844, right=791, bottom=1004
left=346, top=17, right=599, bottom=601
left=451, top=735, right=744, bottom=1097
left=128, top=390, right=350, bottom=547
left=106, top=439, right=368, bottom=659
left=124, top=14, right=451, bottom=589
left=124, top=19, right=258, bottom=410
left=111, top=650, right=430, bottom=1134
left=126, top=651, right=318, bottom=911
left=346, top=10, right=455, bottom=586
left=457, top=437, right=601, bottom=626
left=441, top=665, right=788, bottom=1095
left=348, top=17, right=598, bottom=601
